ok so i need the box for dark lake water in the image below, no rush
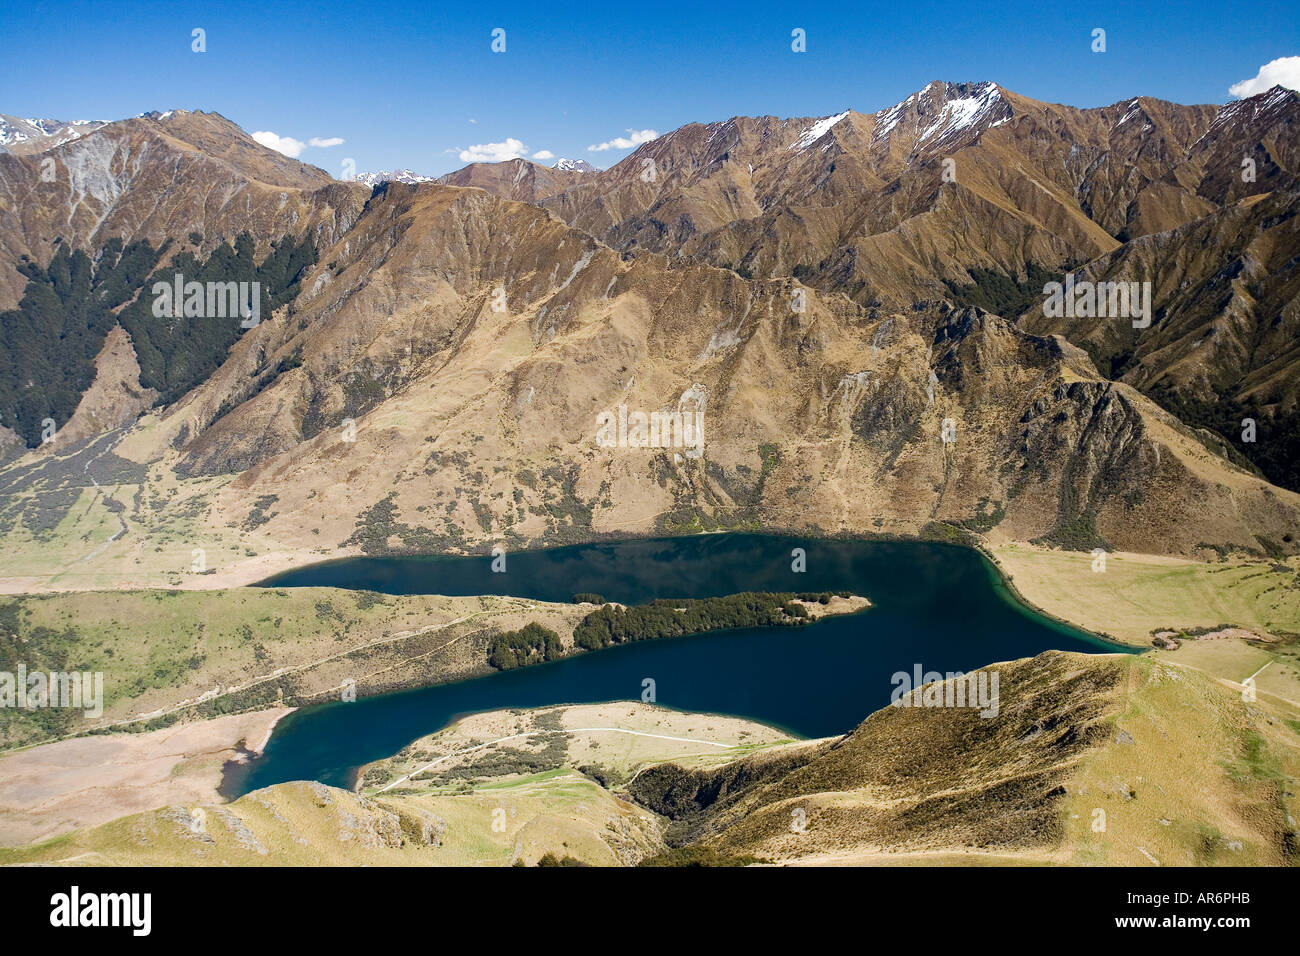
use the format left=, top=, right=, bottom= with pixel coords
left=228, top=534, right=1124, bottom=795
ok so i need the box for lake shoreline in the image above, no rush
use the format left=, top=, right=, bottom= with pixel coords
left=228, top=535, right=1120, bottom=795
left=254, top=529, right=1133, bottom=650
left=223, top=594, right=875, bottom=795
left=0, top=522, right=1188, bottom=656
left=972, top=541, right=1143, bottom=651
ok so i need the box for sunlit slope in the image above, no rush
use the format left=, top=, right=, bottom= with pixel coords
left=630, top=652, right=1300, bottom=866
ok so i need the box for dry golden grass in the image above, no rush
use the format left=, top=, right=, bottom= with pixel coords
left=0, top=702, right=795, bottom=866
left=991, top=543, right=1300, bottom=646
left=1062, top=657, right=1300, bottom=866
left=6, top=656, right=1298, bottom=867
left=0, top=776, right=662, bottom=867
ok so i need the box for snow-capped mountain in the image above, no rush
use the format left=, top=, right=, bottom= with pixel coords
left=787, top=111, right=851, bottom=152
left=352, top=168, right=437, bottom=187
left=868, top=80, right=1012, bottom=153
left=0, top=115, right=106, bottom=154
left=554, top=158, right=596, bottom=172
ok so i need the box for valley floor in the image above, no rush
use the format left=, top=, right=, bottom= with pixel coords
left=989, top=542, right=1300, bottom=709
left=0, top=707, right=290, bottom=847
left=1, top=533, right=1297, bottom=864
left=4, top=653, right=1298, bottom=866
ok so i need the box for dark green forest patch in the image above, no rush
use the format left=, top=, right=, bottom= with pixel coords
left=0, top=233, right=317, bottom=447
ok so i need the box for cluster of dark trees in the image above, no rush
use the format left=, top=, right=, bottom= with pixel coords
left=486, top=622, right=565, bottom=670
left=0, top=239, right=163, bottom=445
left=521, top=853, right=588, bottom=867
left=573, top=592, right=820, bottom=652
left=794, top=591, right=853, bottom=604
left=1154, top=388, right=1300, bottom=494
left=486, top=592, right=856, bottom=669
left=118, top=232, right=317, bottom=404
left=941, top=262, right=1061, bottom=319
left=0, top=233, right=317, bottom=446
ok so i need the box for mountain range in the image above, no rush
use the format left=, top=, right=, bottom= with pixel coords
left=1, top=81, right=1298, bottom=589
left=0, top=114, right=108, bottom=155
left=355, top=158, right=596, bottom=189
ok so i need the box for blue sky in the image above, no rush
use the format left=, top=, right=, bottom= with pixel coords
left=2, top=0, right=1297, bottom=176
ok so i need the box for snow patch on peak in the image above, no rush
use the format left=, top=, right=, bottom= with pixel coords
left=554, top=157, right=595, bottom=172
left=917, top=82, right=1003, bottom=145
left=871, top=81, right=1005, bottom=147
left=706, top=118, right=735, bottom=143
left=1200, top=85, right=1299, bottom=144
left=872, top=94, right=916, bottom=142
left=789, top=110, right=850, bottom=152
left=0, top=115, right=105, bottom=149
left=353, top=169, right=436, bottom=187
left=1116, top=99, right=1144, bottom=126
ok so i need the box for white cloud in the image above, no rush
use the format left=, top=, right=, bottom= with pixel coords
left=1229, top=56, right=1300, bottom=98
left=252, top=131, right=347, bottom=157
left=587, top=128, right=658, bottom=152
left=532, top=149, right=555, bottom=160
left=252, top=130, right=306, bottom=157
left=457, top=138, right=528, bottom=163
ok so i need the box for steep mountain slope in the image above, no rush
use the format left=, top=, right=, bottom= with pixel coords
left=1022, top=185, right=1300, bottom=490
left=442, top=81, right=1297, bottom=494
left=0, top=110, right=369, bottom=451
left=54, top=178, right=1291, bottom=585
left=435, top=84, right=1291, bottom=317
left=631, top=651, right=1300, bottom=866
left=0, top=109, right=367, bottom=309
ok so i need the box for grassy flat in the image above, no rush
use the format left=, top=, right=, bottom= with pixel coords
left=991, top=543, right=1300, bottom=644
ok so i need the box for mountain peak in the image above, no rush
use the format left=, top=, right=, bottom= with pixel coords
left=0, top=114, right=108, bottom=153
left=1200, top=83, right=1300, bottom=141
left=354, top=169, right=436, bottom=187
left=554, top=157, right=596, bottom=172
left=134, top=109, right=197, bottom=122
left=871, top=80, right=1009, bottom=150
left=788, top=110, right=852, bottom=152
